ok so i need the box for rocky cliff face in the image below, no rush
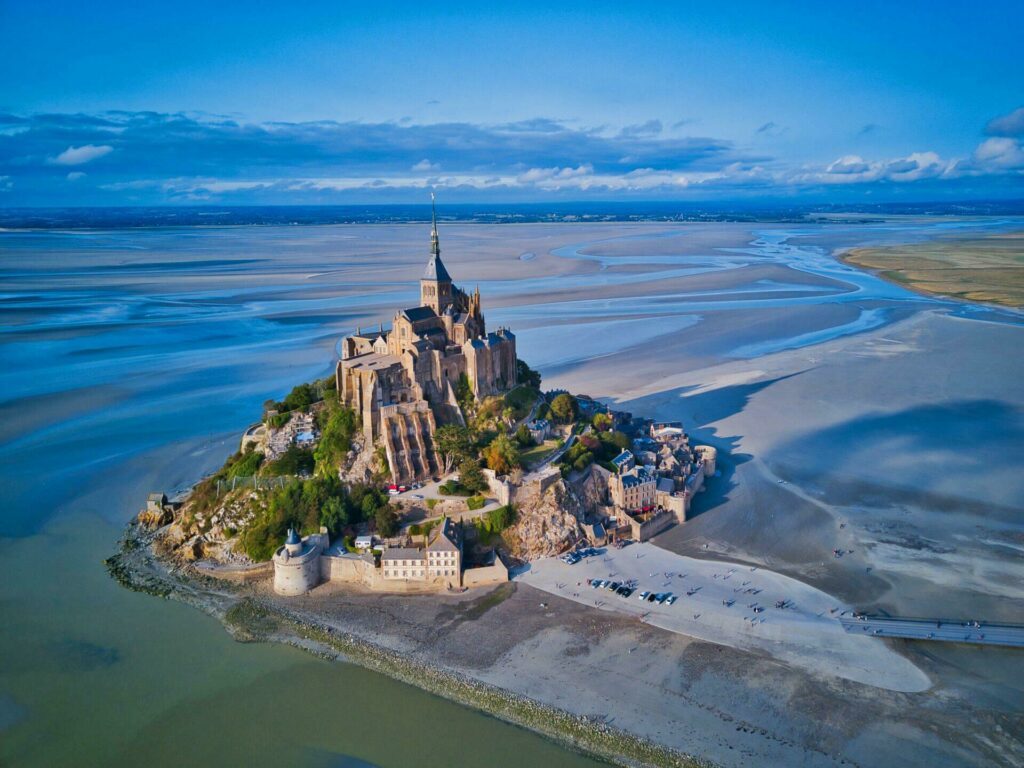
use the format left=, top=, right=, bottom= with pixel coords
left=575, top=464, right=610, bottom=513
left=504, top=476, right=586, bottom=560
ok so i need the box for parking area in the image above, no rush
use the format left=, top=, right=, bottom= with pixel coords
left=516, top=542, right=931, bottom=692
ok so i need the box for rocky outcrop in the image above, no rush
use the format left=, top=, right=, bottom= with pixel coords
left=504, top=476, right=586, bottom=560
left=574, top=464, right=610, bottom=513
left=340, top=437, right=380, bottom=484
left=137, top=505, right=172, bottom=530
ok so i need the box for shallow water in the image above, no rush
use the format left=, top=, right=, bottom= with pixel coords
left=1, top=217, right=1022, bottom=766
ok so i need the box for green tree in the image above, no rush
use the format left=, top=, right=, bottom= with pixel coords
left=319, top=494, right=349, bottom=536
left=458, top=458, right=487, bottom=494
left=550, top=393, right=578, bottom=424
left=607, top=430, right=631, bottom=451
left=514, top=423, right=534, bottom=447
left=280, top=381, right=319, bottom=412
left=434, top=424, right=474, bottom=475
left=516, top=358, right=542, bottom=389
left=483, top=433, right=520, bottom=476
left=374, top=505, right=398, bottom=537
left=592, top=412, right=613, bottom=432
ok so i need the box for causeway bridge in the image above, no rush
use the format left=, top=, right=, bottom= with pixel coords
left=840, top=615, right=1024, bottom=648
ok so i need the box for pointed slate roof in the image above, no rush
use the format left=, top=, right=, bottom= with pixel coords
left=423, top=253, right=451, bottom=282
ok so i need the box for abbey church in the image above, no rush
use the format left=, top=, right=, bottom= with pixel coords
left=337, top=199, right=518, bottom=484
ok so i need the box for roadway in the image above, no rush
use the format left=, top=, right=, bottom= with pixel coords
left=839, top=615, right=1024, bottom=647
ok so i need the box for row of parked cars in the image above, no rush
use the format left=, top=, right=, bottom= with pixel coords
left=560, top=546, right=603, bottom=565
left=586, top=578, right=679, bottom=605
left=386, top=482, right=423, bottom=496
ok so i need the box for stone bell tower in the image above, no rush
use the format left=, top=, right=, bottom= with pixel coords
left=420, top=193, right=453, bottom=314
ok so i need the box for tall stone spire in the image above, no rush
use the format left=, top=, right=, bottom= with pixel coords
left=422, top=192, right=452, bottom=283
left=429, top=191, right=440, bottom=259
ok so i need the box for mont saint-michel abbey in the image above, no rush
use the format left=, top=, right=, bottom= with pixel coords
left=337, top=202, right=517, bottom=484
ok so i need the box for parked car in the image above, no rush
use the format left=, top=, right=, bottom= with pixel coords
left=638, top=591, right=651, bottom=601
left=666, top=595, right=678, bottom=605
left=618, top=587, right=634, bottom=598
left=607, top=581, right=621, bottom=591
left=655, top=593, right=670, bottom=604
left=646, top=592, right=658, bottom=602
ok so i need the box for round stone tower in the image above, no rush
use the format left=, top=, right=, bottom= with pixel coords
left=273, top=528, right=322, bottom=596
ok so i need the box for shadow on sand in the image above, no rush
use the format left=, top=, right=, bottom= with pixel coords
left=618, top=372, right=809, bottom=519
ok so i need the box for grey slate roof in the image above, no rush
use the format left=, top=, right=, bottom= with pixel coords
left=423, top=253, right=452, bottom=282
left=401, top=306, right=437, bottom=322
left=427, top=517, right=461, bottom=552
left=611, top=450, right=634, bottom=468
left=620, top=468, right=656, bottom=488
left=381, top=547, right=425, bottom=561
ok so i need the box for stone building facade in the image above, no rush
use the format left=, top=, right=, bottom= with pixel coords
left=271, top=516, right=484, bottom=596
left=338, top=199, right=517, bottom=484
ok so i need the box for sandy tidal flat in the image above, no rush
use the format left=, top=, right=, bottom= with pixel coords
left=518, top=543, right=930, bottom=692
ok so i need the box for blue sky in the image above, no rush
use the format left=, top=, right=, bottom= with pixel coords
left=1, top=1, right=1022, bottom=205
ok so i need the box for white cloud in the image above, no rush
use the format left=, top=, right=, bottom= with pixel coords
left=807, top=151, right=953, bottom=184
left=50, top=144, right=114, bottom=166
left=66, top=171, right=86, bottom=181
left=411, top=159, right=440, bottom=172
left=827, top=155, right=871, bottom=175
left=972, top=137, right=1024, bottom=170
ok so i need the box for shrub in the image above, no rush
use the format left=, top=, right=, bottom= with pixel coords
left=573, top=451, right=594, bottom=472
left=262, top=446, right=314, bottom=476
left=226, top=447, right=264, bottom=479
left=466, top=495, right=486, bottom=511
left=314, top=401, right=358, bottom=475
left=426, top=498, right=440, bottom=510
left=267, top=412, right=291, bottom=429
left=456, top=373, right=474, bottom=416
left=486, top=504, right=516, bottom=532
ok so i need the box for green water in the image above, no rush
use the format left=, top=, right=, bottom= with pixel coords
left=0, top=514, right=601, bottom=767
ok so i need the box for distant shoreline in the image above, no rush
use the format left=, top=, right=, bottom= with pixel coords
left=4, top=201, right=1024, bottom=230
